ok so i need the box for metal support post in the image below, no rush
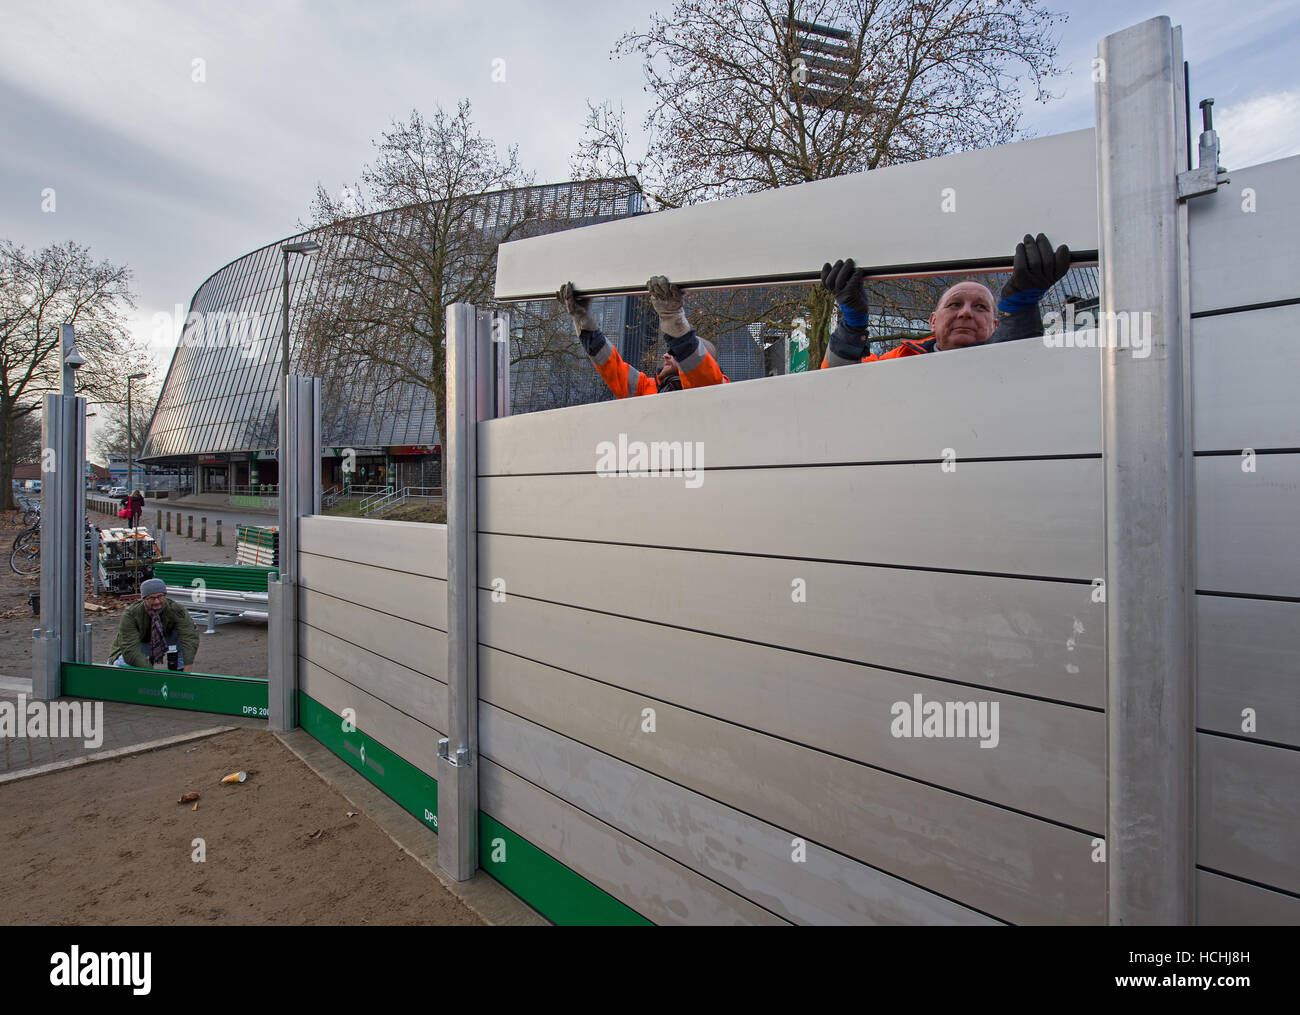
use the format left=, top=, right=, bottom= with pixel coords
left=1097, top=16, right=1194, bottom=925
left=269, top=374, right=320, bottom=733
left=33, top=395, right=62, bottom=698
left=440, top=305, right=505, bottom=882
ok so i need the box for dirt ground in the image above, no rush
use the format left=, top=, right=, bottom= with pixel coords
left=0, top=727, right=484, bottom=925
left=0, top=509, right=266, bottom=679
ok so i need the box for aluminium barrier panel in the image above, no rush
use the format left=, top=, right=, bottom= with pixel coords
left=1186, top=152, right=1300, bottom=924
left=474, top=337, right=1105, bottom=925
left=295, top=514, right=448, bottom=835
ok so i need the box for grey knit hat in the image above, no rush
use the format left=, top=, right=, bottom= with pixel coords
left=139, top=578, right=167, bottom=598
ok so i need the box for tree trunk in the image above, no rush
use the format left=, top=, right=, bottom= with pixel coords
left=0, top=410, right=14, bottom=513
left=807, top=287, right=835, bottom=372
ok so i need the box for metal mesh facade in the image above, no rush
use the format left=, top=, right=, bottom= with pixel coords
left=140, top=178, right=643, bottom=461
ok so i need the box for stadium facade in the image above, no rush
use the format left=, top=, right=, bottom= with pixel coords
left=139, top=178, right=655, bottom=496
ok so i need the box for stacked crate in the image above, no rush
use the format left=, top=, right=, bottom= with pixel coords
left=235, top=524, right=279, bottom=567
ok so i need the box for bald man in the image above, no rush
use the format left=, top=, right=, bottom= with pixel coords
left=819, top=233, right=1071, bottom=366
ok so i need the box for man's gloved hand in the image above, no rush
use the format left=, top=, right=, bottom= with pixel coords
left=999, top=233, right=1071, bottom=313
left=557, top=282, right=603, bottom=355
left=820, top=259, right=870, bottom=328
left=647, top=275, right=691, bottom=338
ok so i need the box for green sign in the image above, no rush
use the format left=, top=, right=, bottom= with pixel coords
left=789, top=320, right=810, bottom=373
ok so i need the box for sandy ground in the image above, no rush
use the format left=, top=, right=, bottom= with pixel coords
left=0, top=727, right=484, bottom=925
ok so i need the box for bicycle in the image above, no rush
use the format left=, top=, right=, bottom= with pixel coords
left=10, top=519, right=98, bottom=575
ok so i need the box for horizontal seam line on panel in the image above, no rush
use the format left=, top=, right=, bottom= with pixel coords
left=300, top=654, right=446, bottom=741
left=480, top=721, right=1003, bottom=926
left=478, top=754, right=793, bottom=926
left=301, top=549, right=447, bottom=583
left=474, top=804, right=661, bottom=926
left=498, top=254, right=1101, bottom=301
left=1195, top=866, right=1300, bottom=902
left=1196, top=729, right=1300, bottom=752
left=479, top=588, right=1105, bottom=712
left=1194, top=447, right=1300, bottom=457
left=478, top=532, right=1097, bottom=586
left=1190, top=297, right=1300, bottom=319
left=299, top=585, right=450, bottom=634
left=299, top=619, right=448, bottom=689
left=1193, top=727, right=1300, bottom=753
left=481, top=644, right=1104, bottom=838
left=478, top=453, right=1103, bottom=478
left=1196, top=589, right=1300, bottom=604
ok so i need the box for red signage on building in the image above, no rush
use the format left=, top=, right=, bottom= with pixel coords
left=390, top=445, right=439, bottom=456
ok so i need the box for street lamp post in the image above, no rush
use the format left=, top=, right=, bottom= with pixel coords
left=281, top=241, right=321, bottom=379
left=126, top=372, right=147, bottom=495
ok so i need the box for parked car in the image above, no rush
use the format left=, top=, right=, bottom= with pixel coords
left=107, top=486, right=126, bottom=498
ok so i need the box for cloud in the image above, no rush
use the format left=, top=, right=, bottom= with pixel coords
left=1215, top=90, right=1300, bottom=169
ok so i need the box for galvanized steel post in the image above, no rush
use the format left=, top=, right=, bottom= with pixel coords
left=1097, top=16, right=1195, bottom=924
left=440, top=303, right=503, bottom=881
left=269, top=375, right=319, bottom=732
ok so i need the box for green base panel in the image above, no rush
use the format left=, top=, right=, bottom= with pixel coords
left=296, top=694, right=649, bottom=925
left=152, top=562, right=278, bottom=591
left=478, top=813, right=652, bottom=926
left=61, top=662, right=269, bottom=718
left=298, top=692, right=438, bottom=834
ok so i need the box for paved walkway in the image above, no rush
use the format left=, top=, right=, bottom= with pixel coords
left=0, top=675, right=263, bottom=778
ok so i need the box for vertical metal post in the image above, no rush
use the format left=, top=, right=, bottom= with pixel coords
left=440, top=304, right=485, bottom=881
left=90, top=528, right=100, bottom=597
left=270, top=375, right=297, bottom=731
left=1097, top=15, right=1194, bottom=925
left=33, top=395, right=62, bottom=698
left=268, top=374, right=318, bottom=732
left=69, top=396, right=87, bottom=663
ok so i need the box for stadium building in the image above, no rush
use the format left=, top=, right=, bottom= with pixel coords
left=139, top=178, right=656, bottom=500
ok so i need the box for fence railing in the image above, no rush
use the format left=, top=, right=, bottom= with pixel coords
left=360, top=487, right=409, bottom=516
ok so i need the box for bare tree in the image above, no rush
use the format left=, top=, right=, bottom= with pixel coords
left=11, top=411, right=41, bottom=464
left=572, top=0, right=1066, bottom=365
left=297, top=102, right=568, bottom=486
left=91, top=377, right=160, bottom=463
left=0, top=240, right=144, bottom=510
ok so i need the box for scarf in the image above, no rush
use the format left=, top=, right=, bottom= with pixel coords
left=148, top=606, right=168, bottom=664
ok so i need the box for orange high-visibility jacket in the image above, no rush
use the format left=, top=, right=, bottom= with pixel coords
left=587, top=330, right=728, bottom=397
left=820, top=336, right=937, bottom=367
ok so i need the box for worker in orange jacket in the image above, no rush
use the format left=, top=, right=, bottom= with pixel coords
left=819, top=233, right=1072, bottom=366
left=558, top=277, right=728, bottom=397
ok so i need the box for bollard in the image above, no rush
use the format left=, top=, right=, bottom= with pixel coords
left=187, top=515, right=193, bottom=539
left=156, top=509, right=162, bottom=532
left=167, top=511, right=172, bottom=532
left=214, top=520, right=223, bottom=547
left=200, top=516, right=207, bottom=542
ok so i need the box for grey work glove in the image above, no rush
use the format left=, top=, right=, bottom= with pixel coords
left=820, top=259, right=870, bottom=327
left=647, top=275, right=691, bottom=338
left=558, top=282, right=599, bottom=335
left=999, top=233, right=1071, bottom=312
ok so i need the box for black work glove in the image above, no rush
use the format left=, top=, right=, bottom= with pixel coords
left=999, top=233, right=1071, bottom=312
left=820, top=259, right=870, bottom=327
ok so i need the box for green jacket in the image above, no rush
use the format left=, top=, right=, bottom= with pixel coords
left=108, top=598, right=200, bottom=669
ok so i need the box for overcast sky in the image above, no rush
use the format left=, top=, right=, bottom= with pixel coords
left=2, top=0, right=1297, bottom=386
